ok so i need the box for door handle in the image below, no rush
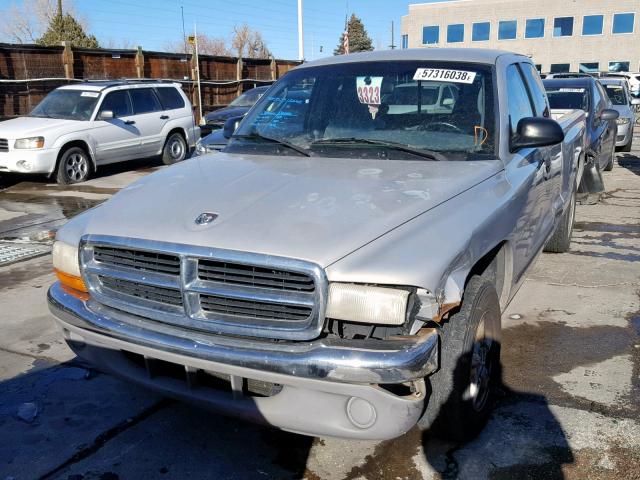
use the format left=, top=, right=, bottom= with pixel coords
left=124, top=120, right=136, bottom=125
left=160, top=115, right=169, bottom=120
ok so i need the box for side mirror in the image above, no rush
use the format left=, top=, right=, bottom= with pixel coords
left=442, top=98, right=454, bottom=107
left=98, top=110, right=114, bottom=120
left=631, top=98, right=640, bottom=106
left=511, top=117, right=564, bottom=152
left=223, top=115, right=244, bottom=139
left=599, top=109, right=619, bottom=121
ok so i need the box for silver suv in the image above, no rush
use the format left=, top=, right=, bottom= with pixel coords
left=0, top=81, right=199, bottom=184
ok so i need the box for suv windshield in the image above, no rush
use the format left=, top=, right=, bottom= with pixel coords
left=545, top=87, right=589, bottom=111
left=29, top=89, right=100, bottom=121
left=603, top=84, right=628, bottom=105
left=227, top=61, right=496, bottom=160
left=230, top=88, right=266, bottom=107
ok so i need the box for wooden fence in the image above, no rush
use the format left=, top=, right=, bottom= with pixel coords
left=0, top=43, right=301, bottom=121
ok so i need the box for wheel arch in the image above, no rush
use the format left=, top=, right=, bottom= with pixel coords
left=52, top=140, right=96, bottom=176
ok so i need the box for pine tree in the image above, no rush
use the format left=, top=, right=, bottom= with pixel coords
left=334, top=14, right=374, bottom=55
left=37, top=13, right=99, bottom=49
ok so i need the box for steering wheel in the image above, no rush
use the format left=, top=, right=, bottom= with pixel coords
left=420, top=122, right=465, bottom=134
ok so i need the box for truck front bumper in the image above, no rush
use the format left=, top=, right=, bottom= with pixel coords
left=48, top=282, right=438, bottom=440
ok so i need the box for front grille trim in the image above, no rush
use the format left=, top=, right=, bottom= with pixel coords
left=0, top=138, right=8, bottom=152
left=80, top=235, right=327, bottom=341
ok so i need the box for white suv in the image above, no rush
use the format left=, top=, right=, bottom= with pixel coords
left=603, top=72, right=640, bottom=98
left=0, top=81, right=199, bottom=184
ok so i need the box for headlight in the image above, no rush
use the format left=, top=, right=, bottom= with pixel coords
left=52, top=241, right=87, bottom=292
left=616, top=117, right=630, bottom=125
left=326, top=283, right=409, bottom=325
left=14, top=137, right=45, bottom=149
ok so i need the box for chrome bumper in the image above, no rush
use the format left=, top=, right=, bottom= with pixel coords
left=48, top=282, right=438, bottom=385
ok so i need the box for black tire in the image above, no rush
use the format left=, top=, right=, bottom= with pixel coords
left=419, top=275, right=501, bottom=442
left=544, top=190, right=576, bottom=253
left=55, top=146, right=91, bottom=184
left=604, top=142, right=616, bottom=171
left=162, top=132, right=187, bottom=165
left=621, top=132, right=633, bottom=152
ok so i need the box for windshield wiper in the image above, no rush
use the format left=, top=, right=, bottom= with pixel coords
left=310, top=138, right=446, bottom=161
left=232, top=132, right=311, bottom=157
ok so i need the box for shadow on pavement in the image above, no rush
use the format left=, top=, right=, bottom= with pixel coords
left=617, top=153, right=640, bottom=176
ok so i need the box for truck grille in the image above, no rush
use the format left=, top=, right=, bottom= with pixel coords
left=0, top=139, right=8, bottom=152
left=81, top=237, right=326, bottom=340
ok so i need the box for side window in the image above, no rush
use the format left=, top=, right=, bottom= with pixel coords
left=596, top=82, right=609, bottom=108
left=155, top=87, right=186, bottom=110
left=130, top=88, right=162, bottom=114
left=99, top=90, right=132, bottom=118
left=506, top=64, right=534, bottom=135
left=592, top=83, right=603, bottom=115
left=519, top=63, right=549, bottom=117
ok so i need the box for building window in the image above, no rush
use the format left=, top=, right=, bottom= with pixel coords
left=525, top=18, right=545, bottom=38
left=401, top=34, right=408, bottom=49
left=550, top=63, right=570, bottom=73
left=554, top=17, right=574, bottom=37
left=582, top=15, right=603, bottom=35
left=472, top=22, right=490, bottom=41
left=422, top=25, right=439, bottom=45
left=579, top=62, right=599, bottom=73
left=609, top=61, right=630, bottom=72
left=447, top=24, right=464, bottom=43
left=498, top=20, right=517, bottom=40
left=612, top=13, right=635, bottom=34
left=534, top=64, right=542, bottom=72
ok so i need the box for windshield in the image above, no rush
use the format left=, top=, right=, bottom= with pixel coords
left=545, top=87, right=589, bottom=111
left=29, top=89, right=100, bottom=121
left=227, top=61, right=496, bottom=160
left=604, top=85, right=628, bottom=105
left=230, top=88, right=265, bottom=107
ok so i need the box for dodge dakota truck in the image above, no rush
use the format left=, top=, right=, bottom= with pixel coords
left=48, top=49, right=585, bottom=441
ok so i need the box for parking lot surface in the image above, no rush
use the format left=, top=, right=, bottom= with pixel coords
left=0, top=147, right=639, bottom=480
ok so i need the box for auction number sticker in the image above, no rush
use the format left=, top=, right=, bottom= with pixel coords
left=357, top=76, right=383, bottom=105
left=81, top=91, right=100, bottom=97
left=558, top=88, right=586, bottom=93
left=413, top=68, right=476, bottom=84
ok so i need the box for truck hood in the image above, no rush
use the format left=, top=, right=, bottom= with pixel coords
left=72, top=153, right=503, bottom=267
left=0, top=116, right=86, bottom=140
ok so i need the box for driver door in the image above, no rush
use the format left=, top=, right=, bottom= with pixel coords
left=92, top=89, right=141, bottom=164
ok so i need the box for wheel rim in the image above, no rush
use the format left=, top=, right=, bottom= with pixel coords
left=168, top=136, right=185, bottom=161
left=467, top=314, right=494, bottom=412
left=65, top=153, right=88, bottom=182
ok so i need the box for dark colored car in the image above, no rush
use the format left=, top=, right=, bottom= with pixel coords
left=543, top=77, right=619, bottom=202
left=203, top=85, right=270, bottom=131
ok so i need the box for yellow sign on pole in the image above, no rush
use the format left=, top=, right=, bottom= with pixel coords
left=187, top=35, right=195, bottom=46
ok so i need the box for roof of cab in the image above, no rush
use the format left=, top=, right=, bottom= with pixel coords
left=294, top=48, right=526, bottom=70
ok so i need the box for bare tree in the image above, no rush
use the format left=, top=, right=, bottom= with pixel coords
left=232, top=24, right=271, bottom=59
left=1, top=0, right=86, bottom=44
left=164, top=34, right=231, bottom=56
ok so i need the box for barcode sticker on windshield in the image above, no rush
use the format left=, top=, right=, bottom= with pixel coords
left=81, top=91, right=100, bottom=97
left=558, top=88, right=586, bottom=93
left=413, top=68, right=476, bottom=84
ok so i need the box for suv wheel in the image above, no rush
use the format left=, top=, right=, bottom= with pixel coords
left=418, top=275, right=501, bottom=442
left=56, top=147, right=91, bottom=184
left=162, top=132, right=187, bottom=165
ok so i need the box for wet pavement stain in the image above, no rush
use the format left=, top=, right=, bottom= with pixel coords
left=0, top=256, right=53, bottom=291
left=501, top=320, right=639, bottom=417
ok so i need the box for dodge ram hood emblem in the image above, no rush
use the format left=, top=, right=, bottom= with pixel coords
left=195, top=212, right=218, bottom=225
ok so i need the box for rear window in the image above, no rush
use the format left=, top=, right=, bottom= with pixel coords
left=603, top=85, right=627, bottom=105
left=130, top=88, right=162, bottom=114
left=156, top=87, right=185, bottom=110
left=545, top=87, right=589, bottom=111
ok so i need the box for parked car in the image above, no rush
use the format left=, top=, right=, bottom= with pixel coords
left=0, top=81, right=199, bottom=184
left=194, top=129, right=227, bottom=156
left=202, top=85, right=270, bottom=132
left=49, top=49, right=585, bottom=442
left=543, top=77, right=618, bottom=202
left=603, top=72, right=640, bottom=98
left=599, top=78, right=639, bottom=152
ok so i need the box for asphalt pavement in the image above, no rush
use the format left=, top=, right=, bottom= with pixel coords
left=0, top=148, right=638, bottom=480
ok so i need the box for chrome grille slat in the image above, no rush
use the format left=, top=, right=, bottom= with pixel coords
left=0, top=138, right=8, bottom=152
left=81, top=236, right=327, bottom=341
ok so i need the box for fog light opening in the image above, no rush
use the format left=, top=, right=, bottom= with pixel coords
left=16, top=160, right=33, bottom=172
left=346, top=397, right=377, bottom=429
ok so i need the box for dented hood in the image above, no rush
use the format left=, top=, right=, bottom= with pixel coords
left=71, top=153, right=503, bottom=267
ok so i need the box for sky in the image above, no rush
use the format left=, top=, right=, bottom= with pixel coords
left=0, top=0, right=447, bottom=60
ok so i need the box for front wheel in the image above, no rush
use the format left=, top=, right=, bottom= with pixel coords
left=162, top=132, right=187, bottom=165
left=418, top=275, right=501, bottom=442
left=55, top=147, right=91, bottom=184
left=544, top=191, right=576, bottom=253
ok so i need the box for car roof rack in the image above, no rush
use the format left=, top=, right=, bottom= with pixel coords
left=80, top=78, right=178, bottom=89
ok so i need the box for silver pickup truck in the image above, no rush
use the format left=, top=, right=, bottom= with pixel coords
left=48, top=49, right=585, bottom=441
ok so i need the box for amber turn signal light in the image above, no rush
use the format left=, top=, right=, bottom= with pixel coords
left=55, top=268, right=88, bottom=293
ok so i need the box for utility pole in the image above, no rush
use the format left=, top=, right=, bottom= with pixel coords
left=57, top=0, right=63, bottom=16
left=194, top=23, right=203, bottom=124
left=390, top=21, right=396, bottom=49
left=297, top=0, right=304, bottom=61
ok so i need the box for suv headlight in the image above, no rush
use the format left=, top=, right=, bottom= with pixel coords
left=616, top=117, right=630, bottom=125
left=52, top=241, right=88, bottom=293
left=14, top=137, right=45, bottom=149
left=326, top=283, right=409, bottom=325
